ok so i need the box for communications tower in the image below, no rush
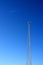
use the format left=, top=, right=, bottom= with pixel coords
left=26, top=22, right=32, bottom=65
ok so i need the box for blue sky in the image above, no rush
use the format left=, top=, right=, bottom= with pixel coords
left=0, top=0, right=43, bottom=65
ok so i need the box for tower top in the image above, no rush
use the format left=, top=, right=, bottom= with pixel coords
left=27, top=21, right=32, bottom=24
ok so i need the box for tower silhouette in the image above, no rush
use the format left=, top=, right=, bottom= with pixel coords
left=26, top=22, right=32, bottom=65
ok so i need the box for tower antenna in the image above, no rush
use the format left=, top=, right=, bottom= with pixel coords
left=26, top=22, right=32, bottom=65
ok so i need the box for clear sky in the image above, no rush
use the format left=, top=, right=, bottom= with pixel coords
left=0, top=0, right=43, bottom=65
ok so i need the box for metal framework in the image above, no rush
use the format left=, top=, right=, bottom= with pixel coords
left=26, top=22, right=32, bottom=65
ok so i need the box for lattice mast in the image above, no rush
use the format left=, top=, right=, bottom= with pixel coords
left=26, top=22, right=32, bottom=65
